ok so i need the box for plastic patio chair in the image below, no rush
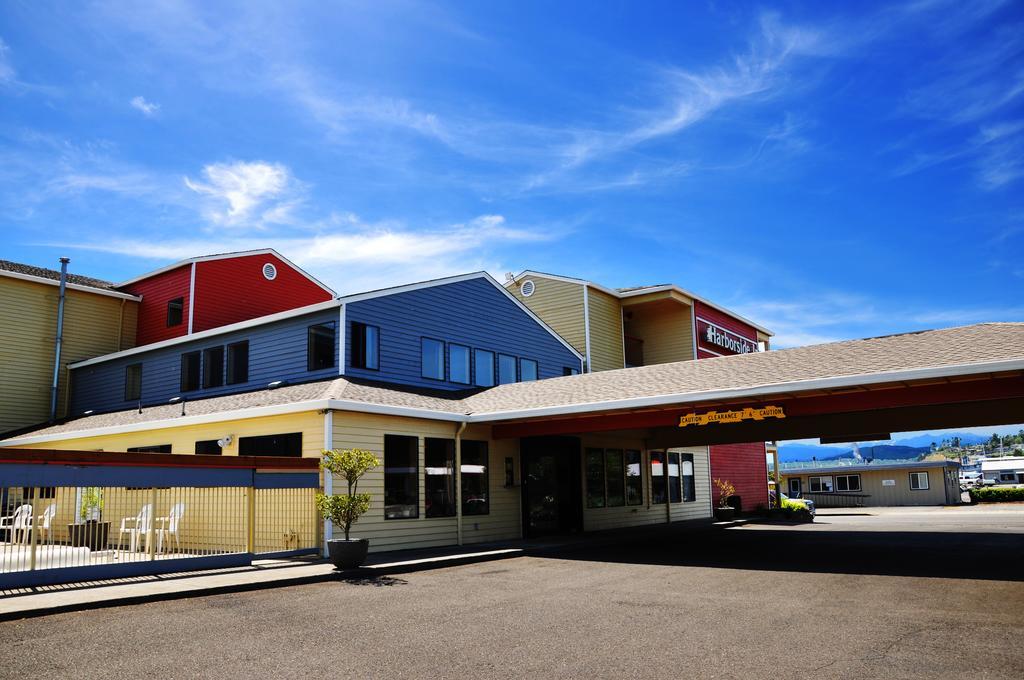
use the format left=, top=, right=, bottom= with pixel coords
left=118, top=504, right=153, bottom=552
left=37, top=503, right=57, bottom=543
left=155, top=503, right=186, bottom=554
left=0, top=504, right=34, bottom=544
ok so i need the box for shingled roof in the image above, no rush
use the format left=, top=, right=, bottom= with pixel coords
left=3, top=322, right=1022, bottom=443
left=0, top=260, right=117, bottom=291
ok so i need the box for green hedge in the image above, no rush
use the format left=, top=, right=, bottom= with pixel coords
left=969, top=486, right=1024, bottom=503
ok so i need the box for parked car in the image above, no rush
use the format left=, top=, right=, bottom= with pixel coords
left=769, top=491, right=815, bottom=517
left=959, top=472, right=982, bottom=489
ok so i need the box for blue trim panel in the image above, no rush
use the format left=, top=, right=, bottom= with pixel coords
left=252, top=472, right=320, bottom=489
left=253, top=548, right=319, bottom=559
left=0, top=463, right=253, bottom=488
left=0, top=553, right=252, bottom=589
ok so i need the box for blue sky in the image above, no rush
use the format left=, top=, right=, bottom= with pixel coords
left=1, top=0, right=1022, bottom=349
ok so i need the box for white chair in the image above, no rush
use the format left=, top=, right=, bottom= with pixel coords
left=37, top=503, right=57, bottom=544
left=118, top=504, right=153, bottom=553
left=155, top=503, right=186, bottom=554
left=0, top=504, right=33, bottom=544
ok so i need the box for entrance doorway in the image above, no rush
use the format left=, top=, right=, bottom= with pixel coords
left=789, top=477, right=802, bottom=497
left=520, top=436, right=582, bottom=538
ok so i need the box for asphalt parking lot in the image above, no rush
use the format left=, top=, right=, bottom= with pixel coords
left=1, top=505, right=1022, bottom=679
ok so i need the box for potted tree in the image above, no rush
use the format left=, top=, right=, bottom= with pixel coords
left=713, top=478, right=737, bottom=521
left=316, top=447, right=380, bottom=569
left=69, top=486, right=110, bottom=550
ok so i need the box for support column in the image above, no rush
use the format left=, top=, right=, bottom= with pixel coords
left=455, top=422, right=467, bottom=546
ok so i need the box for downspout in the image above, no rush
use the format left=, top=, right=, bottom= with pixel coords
left=582, top=285, right=592, bottom=373
left=455, top=421, right=468, bottom=546
left=116, top=298, right=125, bottom=351
left=187, top=262, right=196, bottom=334
left=771, top=441, right=780, bottom=508
left=49, top=257, right=70, bottom=422
left=322, top=409, right=334, bottom=557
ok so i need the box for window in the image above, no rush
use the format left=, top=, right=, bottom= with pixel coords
left=461, top=440, right=489, bottom=515
left=625, top=450, right=643, bottom=505
left=351, top=322, right=379, bottom=370
left=227, top=341, right=249, bottom=384
left=650, top=452, right=666, bottom=504
left=605, top=449, right=625, bottom=507
left=124, top=363, right=142, bottom=401
left=497, top=354, right=517, bottom=384
left=21, top=487, right=56, bottom=499
left=238, top=432, right=302, bottom=457
left=1000, top=471, right=1017, bottom=483
left=127, top=444, right=172, bottom=453
left=166, top=297, right=184, bottom=327
left=180, top=351, right=200, bottom=392
left=520, top=358, right=538, bottom=382
left=202, top=346, right=224, bottom=389
left=384, top=435, right=418, bottom=519
left=585, top=448, right=606, bottom=508
left=563, top=366, right=580, bottom=376
left=307, top=323, right=336, bottom=371
left=195, top=440, right=222, bottom=455
left=421, top=338, right=444, bottom=380
left=909, top=471, right=930, bottom=490
left=681, top=453, right=696, bottom=502
left=835, top=474, right=861, bottom=492
left=424, top=438, right=456, bottom=518
left=449, top=344, right=470, bottom=384
left=474, top=350, right=495, bottom=387
left=809, top=475, right=834, bottom=493
left=668, top=451, right=682, bottom=503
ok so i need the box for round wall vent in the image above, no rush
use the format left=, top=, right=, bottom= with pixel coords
left=262, top=262, right=278, bottom=281
left=521, top=279, right=536, bottom=297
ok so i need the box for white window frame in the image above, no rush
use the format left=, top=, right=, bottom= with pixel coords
left=808, top=475, right=834, bottom=493
left=835, top=474, right=861, bottom=493
left=909, top=471, right=929, bottom=490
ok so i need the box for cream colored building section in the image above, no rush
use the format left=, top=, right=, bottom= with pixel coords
left=782, top=467, right=954, bottom=506
left=330, top=412, right=521, bottom=552
left=586, top=288, right=625, bottom=372
left=580, top=432, right=711, bottom=532
left=622, top=298, right=694, bottom=365
left=507, top=276, right=587, bottom=356
left=0, top=276, right=138, bottom=432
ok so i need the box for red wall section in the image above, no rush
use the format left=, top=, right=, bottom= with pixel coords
left=191, top=253, right=333, bottom=333
left=694, top=300, right=758, bottom=357
left=123, top=265, right=192, bottom=346
left=709, top=442, right=768, bottom=510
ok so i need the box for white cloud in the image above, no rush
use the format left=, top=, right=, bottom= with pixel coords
left=0, top=37, right=14, bottom=85
left=130, top=95, right=160, bottom=117
left=184, top=161, right=295, bottom=228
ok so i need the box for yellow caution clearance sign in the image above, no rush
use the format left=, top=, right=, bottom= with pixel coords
left=678, top=405, right=786, bottom=428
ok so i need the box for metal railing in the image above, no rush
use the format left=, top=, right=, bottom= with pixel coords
left=0, top=449, right=320, bottom=589
left=799, top=491, right=871, bottom=508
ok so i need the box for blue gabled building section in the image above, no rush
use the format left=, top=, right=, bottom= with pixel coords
left=67, top=272, right=582, bottom=415
left=344, top=274, right=582, bottom=390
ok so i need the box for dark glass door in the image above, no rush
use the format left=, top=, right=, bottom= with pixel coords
left=521, top=437, right=582, bottom=538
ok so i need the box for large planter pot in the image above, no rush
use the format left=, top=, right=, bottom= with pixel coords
left=714, top=507, right=736, bottom=522
left=327, top=538, right=370, bottom=569
left=68, top=520, right=111, bottom=550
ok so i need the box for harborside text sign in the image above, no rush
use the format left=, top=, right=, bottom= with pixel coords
left=697, top=319, right=758, bottom=355
left=678, top=405, right=786, bottom=428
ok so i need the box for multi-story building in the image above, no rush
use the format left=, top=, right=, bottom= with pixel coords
left=506, top=270, right=773, bottom=509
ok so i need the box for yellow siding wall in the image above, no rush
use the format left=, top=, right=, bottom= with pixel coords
left=330, top=412, right=521, bottom=552
left=0, top=277, right=138, bottom=432
left=580, top=433, right=711, bottom=532
left=507, top=277, right=587, bottom=356
left=782, top=468, right=952, bottom=506
left=586, top=288, right=625, bottom=372
left=623, top=299, right=694, bottom=365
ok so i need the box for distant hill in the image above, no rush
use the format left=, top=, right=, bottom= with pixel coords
left=894, top=432, right=987, bottom=448
left=777, top=442, right=931, bottom=463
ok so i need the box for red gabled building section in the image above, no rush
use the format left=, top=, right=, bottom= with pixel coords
left=693, top=301, right=769, bottom=510
left=118, top=250, right=335, bottom=346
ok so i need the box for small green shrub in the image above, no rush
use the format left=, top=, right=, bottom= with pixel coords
left=969, top=486, right=1024, bottom=503
left=316, top=448, right=380, bottom=540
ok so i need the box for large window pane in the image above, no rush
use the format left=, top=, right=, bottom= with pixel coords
left=681, top=454, right=695, bottom=502
left=668, top=451, right=682, bottom=503
left=625, top=450, right=643, bottom=505
left=238, top=432, right=302, bottom=457
left=606, top=449, right=625, bottom=507
left=449, top=344, right=470, bottom=384
left=421, top=338, right=444, bottom=380
left=498, top=354, right=517, bottom=384
left=425, top=438, right=456, bottom=518
left=166, top=297, right=183, bottom=327
left=650, top=451, right=666, bottom=504
left=384, top=434, right=418, bottom=519
left=474, top=350, right=494, bottom=387
left=180, top=351, right=200, bottom=392
left=202, top=346, right=224, bottom=388
left=227, top=341, right=249, bottom=384
left=352, top=322, right=380, bottom=370
left=585, top=448, right=606, bottom=508
left=461, top=440, right=489, bottom=515
left=124, top=363, right=142, bottom=401
left=307, top=323, right=336, bottom=371
left=520, top=358, right=538, bottom=382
